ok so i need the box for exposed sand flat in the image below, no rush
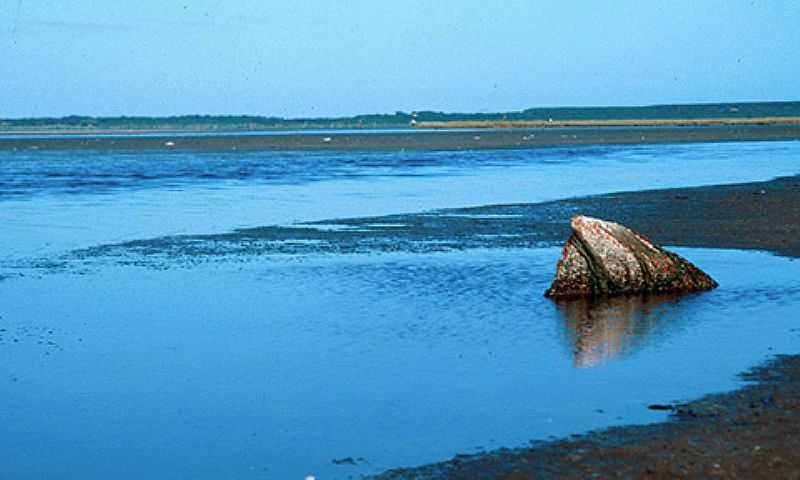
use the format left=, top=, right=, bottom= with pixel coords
left=417, top=116, right=800, bottom=129
left=75, top=174, right=800, bottom=264
left=2, top=124, right=800, bottom=151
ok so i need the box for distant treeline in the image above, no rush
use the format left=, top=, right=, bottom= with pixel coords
left=0, top=113, right=416, bottom=131
left=2, top=101, right=800, bottom=131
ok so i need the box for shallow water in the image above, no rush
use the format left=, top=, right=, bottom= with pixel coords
left=2, top=140, right=800, bottom=258
left=1, top=248, right=799, bottom=479
left=2, top=138, right=800, bottom=478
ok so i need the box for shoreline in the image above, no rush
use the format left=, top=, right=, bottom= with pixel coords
left=4, top=116, right=800, bottom=136
left=7, top=176, right=800, bottom=479
left=80, top=174, right=800, bottom=261
left=64, top=174, right=800, bottom=478
left=416, top=116, right=800, bottom=129
left=2, top=124, right=800, bottom=151
left=375, top=355, right=800, bottom=479
left=364, top=176, right=800, bottom=479
left=11, top=146, right=800, bottom=477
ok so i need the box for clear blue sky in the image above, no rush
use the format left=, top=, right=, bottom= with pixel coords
left=1, top=0, right=798, bottom=118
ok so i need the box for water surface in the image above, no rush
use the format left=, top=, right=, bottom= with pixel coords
left=1, top=248, right=799, bottom=479
left=2, top=138, right=800, bottom=478
left=2, top=140, right=800, bottom=259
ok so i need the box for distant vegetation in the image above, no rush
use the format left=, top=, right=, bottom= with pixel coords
left=2, top=101, right=800, bottom=132
left=0, top=113, right=415, bottom=132
left=418, top=116, right=800, bottom=129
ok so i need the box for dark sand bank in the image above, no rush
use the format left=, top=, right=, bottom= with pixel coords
left=3, top=124, right=800, bottom=152
left=374, top=356, right=800, bottom=479
left=368, top=178, right=800, bottom=479
left=75, top=174, right=800, bottom=263
left=67, top=175, right=800, bottom=479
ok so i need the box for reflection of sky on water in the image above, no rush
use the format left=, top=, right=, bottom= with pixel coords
left=2, top=247, right=800, bottom=479
left=2, top=140, right=800, bottom=258
left=3, top=139, right=800, bottom=478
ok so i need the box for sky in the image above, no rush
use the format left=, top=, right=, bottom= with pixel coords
left=1, top=0, right=799, bottom=118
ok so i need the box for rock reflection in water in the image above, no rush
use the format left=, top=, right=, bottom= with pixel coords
left=556, top=294, right=686, bottom=368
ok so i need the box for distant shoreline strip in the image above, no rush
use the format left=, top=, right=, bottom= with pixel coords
left=416, top=116, right=800, bottom=129
left=2, top=124, right=800, bottom=151
left=3, top=117, right=800, bottom=136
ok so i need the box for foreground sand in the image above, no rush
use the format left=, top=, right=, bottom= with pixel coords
left=375, top=357, right=800, bottom=479
left=372, top=176, right=800, bottom=479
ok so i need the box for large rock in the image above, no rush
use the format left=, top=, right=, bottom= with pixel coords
left=545, top=216, right=718, bottom=298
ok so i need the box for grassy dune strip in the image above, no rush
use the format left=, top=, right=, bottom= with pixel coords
left=416, top=116, right=800, bottom=129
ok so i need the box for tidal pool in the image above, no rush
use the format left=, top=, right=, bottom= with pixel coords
left=1, top=247, right=799, bottom=479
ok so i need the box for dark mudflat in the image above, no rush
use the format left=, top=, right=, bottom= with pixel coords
left=363, top=176, right=800, bottom=479
left=374, top=355, right=800, bottom=480
left=75, top=174, right=800, bottom=264
left=59, top=174, right=800, bottom=478
left=537, top=174, right=800, bottom=258
left=2, top=124, right=800, bottom=151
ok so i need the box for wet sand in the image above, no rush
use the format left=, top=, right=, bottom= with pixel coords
left=2, top=124, right=800, bottom=151
left=75, top=174, right=800, bottom=262
left=369, top=176, right=800, bottom=479
left=63, top=173, right=800, bottom=478
left=375, top=356, right=800, bottom=479
left=39, top=162, right=800, bottom=478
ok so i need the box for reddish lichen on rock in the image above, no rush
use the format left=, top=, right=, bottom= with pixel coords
left=545, top=216, right=718, bottom=298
